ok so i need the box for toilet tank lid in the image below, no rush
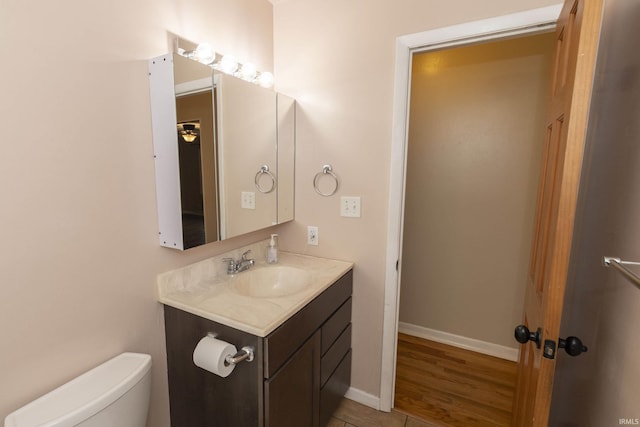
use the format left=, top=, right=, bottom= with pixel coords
left=4, top=352, right=152, bottom=427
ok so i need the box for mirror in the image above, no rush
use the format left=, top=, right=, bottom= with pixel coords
left=148, top=53, right=295, bottom=250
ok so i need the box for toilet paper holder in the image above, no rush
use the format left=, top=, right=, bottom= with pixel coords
left=203, top=333, right=254, bottom=367
left=224, top=346, right=254, bottom=366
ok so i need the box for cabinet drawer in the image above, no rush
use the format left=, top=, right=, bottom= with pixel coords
left=321, top=298, right=352, bottom=355
left=321, top=323, right=351, bottom=387
left=264, top=270, right=353, bottom=378
left=320, top=350, right=352, bottom=427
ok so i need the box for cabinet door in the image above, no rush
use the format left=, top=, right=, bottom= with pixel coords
left=265, top=331, right=320, bottom=427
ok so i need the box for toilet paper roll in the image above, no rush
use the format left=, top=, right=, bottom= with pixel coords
left=193, top=336, right=237, bottom=377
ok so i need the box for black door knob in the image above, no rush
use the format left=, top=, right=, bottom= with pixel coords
left=514, top=325, right=542, bottom=348
left=559, top=336, right=588, bottom=356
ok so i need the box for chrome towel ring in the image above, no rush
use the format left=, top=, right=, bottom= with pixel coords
left=313, top=164, right=340, bottom=197
left=255, top=164, right=276, bottom=193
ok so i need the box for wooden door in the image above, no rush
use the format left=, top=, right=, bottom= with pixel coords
left=512, top=0, right=603, bottom=425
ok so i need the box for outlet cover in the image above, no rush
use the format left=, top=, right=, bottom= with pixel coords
left=307, top=226, right=319, bottom=246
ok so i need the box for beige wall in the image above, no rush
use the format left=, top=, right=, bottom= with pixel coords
left=399, top=34, right=555, bottom=349
left=273, top=0, right=561, bottom=400
left=0, top=0, right=273, bottom=424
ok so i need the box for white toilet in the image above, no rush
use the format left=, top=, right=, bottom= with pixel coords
left=4, top=353, right=152, bottom=427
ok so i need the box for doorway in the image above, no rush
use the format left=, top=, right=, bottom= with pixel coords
left=379, top=5, right=562, bottom=414
left=394, top=33, right=555, bottom=425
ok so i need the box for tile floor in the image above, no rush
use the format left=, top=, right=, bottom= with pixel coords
left=328, top=398, right=442, bottom=427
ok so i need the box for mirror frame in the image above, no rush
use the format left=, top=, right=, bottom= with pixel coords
left=148, top=53, right=295, bottom=250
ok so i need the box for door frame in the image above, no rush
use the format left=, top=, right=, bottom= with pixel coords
left=379, top=4, right=563, bottom=412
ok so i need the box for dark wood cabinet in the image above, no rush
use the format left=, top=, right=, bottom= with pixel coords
left=164, top=269, right=352, bottom=427
left=163, top=306, right=264, bottom=426
left=265, top=330, right=320, bottom=427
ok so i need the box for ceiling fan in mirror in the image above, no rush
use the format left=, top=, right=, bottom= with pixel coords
left=177, top=121, right=200, bottom=143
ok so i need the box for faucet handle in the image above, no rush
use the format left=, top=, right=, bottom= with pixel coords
left=222, top=258, right=236, bottom=274
left=241, top=250, right=252, bottom=260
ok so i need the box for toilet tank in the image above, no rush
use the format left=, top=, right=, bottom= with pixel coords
left=4, top=353, right=152, bottom=427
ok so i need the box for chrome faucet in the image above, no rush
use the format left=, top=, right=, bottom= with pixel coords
left=223, top=250, right=255, bottom=274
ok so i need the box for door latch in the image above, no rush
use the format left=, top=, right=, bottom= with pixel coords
left=543, top=339, right=556, bottom=359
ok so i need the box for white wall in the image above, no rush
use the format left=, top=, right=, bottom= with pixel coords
left=399, top=34, right=554, bottom=350
left=0, top=0, right=273, bottom=424
left=273, top=0, right=561, bottom=401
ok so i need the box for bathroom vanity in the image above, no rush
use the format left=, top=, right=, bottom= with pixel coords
left=158, top=247, right=353, bottom=427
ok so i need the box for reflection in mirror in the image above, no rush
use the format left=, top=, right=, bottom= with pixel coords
left=277, top=94, right=295, bottom=224
left=215, top=72, right=277, bottom=239
left=174, top=55, right=218, bottom=248
left=177, top=120, right=204, bottom=246
left=148, top=53, right=295, bottom=250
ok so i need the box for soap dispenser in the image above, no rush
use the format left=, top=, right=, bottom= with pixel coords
left=267, top=234, right=278, bottom=264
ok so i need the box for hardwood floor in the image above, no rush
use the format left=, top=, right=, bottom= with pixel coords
left=394, top=333, right=517, bottom=427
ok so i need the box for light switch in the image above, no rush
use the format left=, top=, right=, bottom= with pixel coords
left=340, top=196, right=361, bottom=217
left=241, top=192, right=256, bottom=209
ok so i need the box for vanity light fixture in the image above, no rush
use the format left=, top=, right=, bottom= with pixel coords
left=218, top=54, right=239, bottom=75
left=194, top=43, right=216, bottom=65
left=257, top=72, right=274, bottom=88
left=178, top=43, right=274, bottom=88
left=239, top=62, right=257, bottom=81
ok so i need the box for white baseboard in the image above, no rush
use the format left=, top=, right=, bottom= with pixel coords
left=344, top=387, right=381, bottom=411
left=398, top=322, right=519, bottom=362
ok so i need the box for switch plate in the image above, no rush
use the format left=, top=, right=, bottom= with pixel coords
left=340, top=196, right=361, bottom=217
left=241, top=191, right=256, bottom=209
left=307, top=226, right=319, bottom=246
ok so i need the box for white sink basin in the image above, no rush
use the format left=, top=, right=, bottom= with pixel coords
left=231, top=266, right=311, bottom=298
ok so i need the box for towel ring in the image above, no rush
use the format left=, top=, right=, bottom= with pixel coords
left=313, top=164, right=340, bottom=197
left=255, top=164, right=276, bottom=194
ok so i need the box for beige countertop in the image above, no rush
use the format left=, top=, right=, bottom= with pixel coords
left=157, top=245, right=353, bottom=337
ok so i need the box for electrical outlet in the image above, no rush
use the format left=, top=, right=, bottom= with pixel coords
left=307, top=226, right=319, bottom=246
left=340, top=196, right=361, bottom=217
left=241, top=191, right=256, bottom=209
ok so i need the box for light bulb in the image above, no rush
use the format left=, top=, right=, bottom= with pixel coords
left=195, top=43, right=216, bottom=64
left=258, top=71, right=274, bottom=88
left=239, top=62, right=257, bottom=81
left=219, top=55, right=238, bottom=75
left=181, top=133, right=198, bottom=143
